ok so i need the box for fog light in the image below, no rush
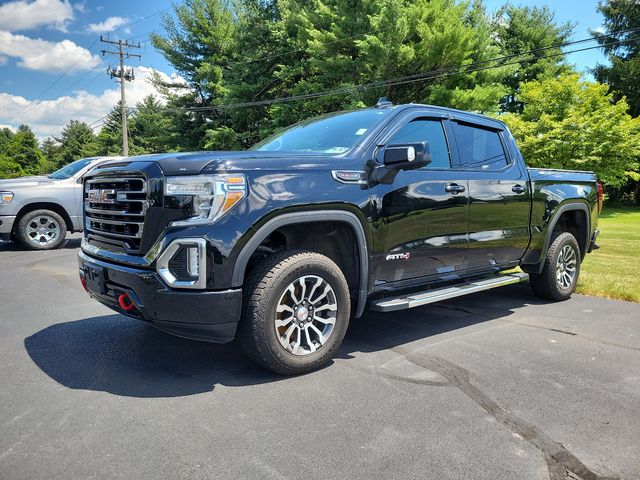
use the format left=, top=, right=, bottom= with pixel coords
left=157, top=238, right=207, bottom=289
left=187, top=246, right=199, bottom=277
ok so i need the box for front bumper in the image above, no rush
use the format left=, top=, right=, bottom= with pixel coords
left=0, top=215, right=16, bottom=240
left=78, top=250, right=242, bottom=343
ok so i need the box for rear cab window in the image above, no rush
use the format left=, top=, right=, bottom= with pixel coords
left=452, top=121, right=508, bottom=170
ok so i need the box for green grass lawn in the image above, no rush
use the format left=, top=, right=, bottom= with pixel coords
left=576, top=207, right=640, bottom=303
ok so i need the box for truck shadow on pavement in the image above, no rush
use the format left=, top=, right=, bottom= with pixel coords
left=24, top=285, right=546, bottom=398
left=0, top=237, right=82, bottom=251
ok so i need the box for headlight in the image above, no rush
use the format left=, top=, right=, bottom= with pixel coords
left=165, top=174, right=247, bottom=226
left=0, top=192, right=14, bottom=205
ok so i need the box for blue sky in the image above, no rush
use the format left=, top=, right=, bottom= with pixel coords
left=0, top=0, right=608, bottom=139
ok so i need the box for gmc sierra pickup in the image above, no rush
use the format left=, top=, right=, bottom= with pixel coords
left=78, top=100, right=602, bottom=374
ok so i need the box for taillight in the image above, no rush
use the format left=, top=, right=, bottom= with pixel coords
left=597, top=182, right=604, bottom=212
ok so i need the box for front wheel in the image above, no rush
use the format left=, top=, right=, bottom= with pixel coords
left=530, top=231, right=581, bottom=301
left=15, top=209, right=67, bottom=250
left=239, top=250, right=351, bottom=375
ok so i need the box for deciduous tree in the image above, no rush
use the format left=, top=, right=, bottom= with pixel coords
left=500, top=73, right=640, bottom=189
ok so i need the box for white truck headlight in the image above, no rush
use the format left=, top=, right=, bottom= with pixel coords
left=165, top=174, right=247, bottom=226
left=0, top=192, right=14, bottom=205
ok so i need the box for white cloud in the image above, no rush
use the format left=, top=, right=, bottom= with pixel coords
left=0, top=0, right=74, bottom=32
left=593, top=26, right=606, bottom=35
left=0, top=67, right=187, bottom=138
left=86, top=16, right=129, bottom=34
left=0, top=124, right=17, bottom=132
left=0, top=31, right=101, bottom=72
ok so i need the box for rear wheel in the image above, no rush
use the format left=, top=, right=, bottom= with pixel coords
left=239, top=250, right=351, bottom=375
left=15, top=209, right=67, bottom=250
left=530, top=231, right=580, bottom=301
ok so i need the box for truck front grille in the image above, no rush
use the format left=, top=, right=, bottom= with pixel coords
left=84, top=176, right=147, bottom=251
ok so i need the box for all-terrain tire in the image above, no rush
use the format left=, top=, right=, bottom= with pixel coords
left=239, top=250, right=351, bottom=375
left=15, top=209, right=67, bottom=250
left=529, top=231, right=581, bottom=301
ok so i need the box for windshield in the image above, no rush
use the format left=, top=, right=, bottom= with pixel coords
left=252, top=109, right=392, bottom=154
left=48, top=158, right=96, bottom=180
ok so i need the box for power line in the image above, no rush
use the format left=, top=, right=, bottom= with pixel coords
left=226, top=24, right=640, bottom=70
left=86, top=27, right=640, bottom=130
left=165, top=31, right=640, bottom=114
left=26, top=5, right=174, bottom=105
left=109, top=7, right=171, bottom=34
left=127, top=29, right=158, bottom=41
left=53, top=67, right=103, bottom=98
left=29, top=37, right=100, bottom=102
left=88, top=114, right=109, bottom=128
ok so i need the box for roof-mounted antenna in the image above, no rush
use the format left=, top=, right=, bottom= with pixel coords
left=375, top=97, right=394, bottom=108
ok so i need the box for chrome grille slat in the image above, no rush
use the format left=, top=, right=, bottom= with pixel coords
left=85, top=206, right=146, bottom=216
left=86, top=226, right=144, bottom=239
left=115, top=197, right=146, bottom=203
left=86, top=217, right=144, bottom=227
left=85, top=177, right=147, bottom=192
left=84, top=175, right=148, bottom=250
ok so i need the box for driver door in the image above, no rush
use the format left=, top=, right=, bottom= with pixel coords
left=370, top=113, right=469, bottom=285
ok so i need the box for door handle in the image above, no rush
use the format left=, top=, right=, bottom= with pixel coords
left=445, top=183, right=466, bottom=194
left=512, top=184, right=526, bottom=194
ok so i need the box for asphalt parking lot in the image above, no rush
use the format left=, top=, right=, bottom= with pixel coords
left=0, top=235, right=638, bottom=480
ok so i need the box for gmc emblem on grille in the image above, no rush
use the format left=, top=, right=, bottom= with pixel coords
left=87, top=188, right=116, bottom=204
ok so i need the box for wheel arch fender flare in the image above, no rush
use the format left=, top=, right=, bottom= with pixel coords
left=231, top=210, right=370, bottom=318
left=538, top=202, right=591, bottom=271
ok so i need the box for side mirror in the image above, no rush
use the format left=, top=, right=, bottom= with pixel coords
left=383, top=142, right=431, bottom=170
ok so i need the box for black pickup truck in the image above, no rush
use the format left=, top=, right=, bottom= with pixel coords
left=78, top=100, right=602, bottom=374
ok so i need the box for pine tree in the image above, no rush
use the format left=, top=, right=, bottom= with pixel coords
left=0, top=127, right=22, bottom=179
left=96, top=102, right=130, bottom=155
left=0, top=127, right=13, bottom=153
left=5, top=125, right=45, bottom=175
left=40, top=137, right=60, bottom=173
left=130, top=95, right=177, bottom=153
left=492, top=5, right=574, bottom=112
left=54, top=120, right=99, bottom=168
left=593, top=0, right=640, bottom=117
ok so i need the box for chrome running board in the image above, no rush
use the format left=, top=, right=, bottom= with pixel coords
left=369, top=273, right=529, bottom=312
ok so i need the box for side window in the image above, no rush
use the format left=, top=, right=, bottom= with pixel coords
left=387, top=119, right=451, bottom=169
left=452, top=122, right=508, bottom=170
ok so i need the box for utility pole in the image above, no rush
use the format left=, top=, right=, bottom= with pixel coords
left=100, top=35, right=141, bottom=156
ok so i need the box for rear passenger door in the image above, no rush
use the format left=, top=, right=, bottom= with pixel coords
left=449, top=118, right=531, bottom=269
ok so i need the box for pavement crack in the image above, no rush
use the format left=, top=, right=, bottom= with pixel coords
left=431, top=304, right=482, bottom=317
left=391, top=346, right=619, bottom=480
left=343, top=363, right=450, bottom=387
left=507, top=321, right=640, bottom=352
left=547, top=328, right=578, bottom=336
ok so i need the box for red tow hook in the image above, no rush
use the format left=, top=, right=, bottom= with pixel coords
left=117, top=293, right=136, bottom=312
left=80, top=276, right=88, bottom=292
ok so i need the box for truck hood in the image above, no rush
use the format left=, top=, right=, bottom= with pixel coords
left=115, top=151, right=353, bottom=176
left=0, top=175, right=55, bottom=189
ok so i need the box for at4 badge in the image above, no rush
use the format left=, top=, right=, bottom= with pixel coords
left=385, top=252, right=411, bottom=261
